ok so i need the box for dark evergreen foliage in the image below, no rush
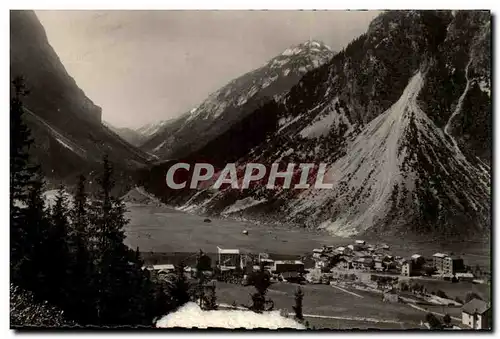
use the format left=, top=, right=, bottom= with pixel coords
left=426, top=312, right=443, bottom=329
left=43, top=186, right=72, bottom=306
left=245, top=264, right=274, bottom=313
left=465, top=292, right=483, bottom=303
left=293, top=286, right=304, bottom=320
left=10, top=76, right=39, bottom=284
left=168, top=263, right=193, bottom=310
left=202, top=284, right=218, bottom=311
left=443, top=314, right=452, bottom=327
left=10, top=284, right=75, bottom=328
left=10, top=81, right=174, bottom=326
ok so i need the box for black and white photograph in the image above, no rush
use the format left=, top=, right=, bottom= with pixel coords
left=9, top=8, right=492, bottom=330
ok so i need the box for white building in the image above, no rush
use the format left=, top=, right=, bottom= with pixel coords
left=315, top=260, right=327, bottom=270
left=433, top=253, right=448, bottom=273
left=462, top=298, right=491, bottom=329
left=217, top=246, right=242, bottom=270
left=312, top=248, right=324, bottom=259
left=456, top=272, right=474, bottom=282
left=401, top=260, right=412, bottom=276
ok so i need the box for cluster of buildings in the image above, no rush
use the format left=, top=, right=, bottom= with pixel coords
left=312, top=240, right=401, bottom=273
left=145, top=246, right=307, bottom=281
left=217, top=246, right=305, bottom=280
left=310, top=240, right=474, bottom=280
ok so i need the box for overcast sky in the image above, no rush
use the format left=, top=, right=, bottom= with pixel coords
left=35, top=10, right=380, bottom=128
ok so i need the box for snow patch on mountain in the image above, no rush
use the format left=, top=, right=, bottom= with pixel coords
left=277, top=114, right=304, bottom=133
left=299, top=101, right=352, bottom=139
left=444, top=55, right=472, bottom=154
left=282, top=46, right=304, bottom=56
left=153, top=140, right=167, bottom=152
left=138, top=120, right=171, bottom=137
left=262, top=75, right=279, bottom=89
left=56, top=138, right=76, bottom=153
left=270, top=58, right=290, bottom=68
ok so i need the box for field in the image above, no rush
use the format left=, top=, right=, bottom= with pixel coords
left=124, top=203, right=490, bottom=269
left=124, top=201, right=490, bottom=329
left=123, top=204, right=342, bottom=255
left=414, top=279, right=490, bottom=302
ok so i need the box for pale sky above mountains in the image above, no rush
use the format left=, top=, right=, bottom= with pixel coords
left=36, top=10, right=380, bottom=128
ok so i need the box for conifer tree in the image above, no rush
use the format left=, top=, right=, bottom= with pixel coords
left=203, top=284, right=218, bottom=310
left=246, top=263, right=273, bottom=313
left=443, top=314, right=451, bottom=327
left=10, top=76, right=40, bottom=281
left=66, top=174, right=95, bottom=323
left=195, top=249, right=211, bottom=307
left=19, top=172, right=50, bottom=295
left=43, top=186, right=71, bottom=305
left=88, top=155, right=152, bottom=325
left=293, top=286, right=304, bottom=320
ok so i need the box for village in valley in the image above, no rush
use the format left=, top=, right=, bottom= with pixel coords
left=144, top=238, right=491, bottom=330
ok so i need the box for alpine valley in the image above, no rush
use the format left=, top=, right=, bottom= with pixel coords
left=11, top=10, right=491, bottom=240
left=138, top=10, right=491, bottom=240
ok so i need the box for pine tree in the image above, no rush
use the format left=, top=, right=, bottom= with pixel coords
left=87, top=155, right=152, bottom=325
left=443, top=314, right=451, bottom=327
left=10, top=76, right=36, bottom=203
left=293, top=286, right=304, bottom=321
left=203, top=284, right=218, bottom=310
left=426, top=312, right=443, bottom=329
left=149, top=278, right=172, bottom=321
left=19, top=172, right=51, bottom=295
left=10, top=76, right=40, bottom=281
left=43, top=186, right=71, bottom=305
left=195, top=249, right=211, bottom=307
left=168, top=263, right=192, bottom=310
left=246, top=263, right=273, bottom=313
left=66, top=174, right=95, bottom=323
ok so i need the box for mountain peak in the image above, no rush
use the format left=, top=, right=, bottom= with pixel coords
left=280, top=39, right=332, bottom=57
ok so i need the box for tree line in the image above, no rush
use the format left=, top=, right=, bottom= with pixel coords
left=10, top=76, right=308, bottom=328
left=10, top=76, right=181, bottom=327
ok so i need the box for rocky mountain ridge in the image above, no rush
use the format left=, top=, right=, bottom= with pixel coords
left=140, top=40, right=334, bottom=159
left=141, top=10, right=491, bottom=239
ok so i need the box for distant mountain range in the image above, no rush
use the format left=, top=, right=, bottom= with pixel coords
left=139, top=10, right=491, bottom=240
left=138, top=40, right=334, bottom=159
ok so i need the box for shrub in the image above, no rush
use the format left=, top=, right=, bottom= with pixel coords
left=10, top=284, right=76, bottom=328
left=426, top=313, right=442, bottom=329
left=465, top=292, right=483, bottom=303
left=443, top=314, right=451, bottom=327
